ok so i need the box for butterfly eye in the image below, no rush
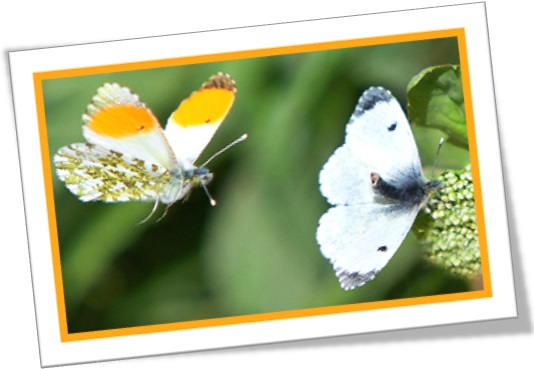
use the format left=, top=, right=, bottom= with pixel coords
left=370, top=172, right=381, bottom=185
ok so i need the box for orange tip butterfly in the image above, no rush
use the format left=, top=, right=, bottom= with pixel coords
left=54, top=72, right=247, bottom=222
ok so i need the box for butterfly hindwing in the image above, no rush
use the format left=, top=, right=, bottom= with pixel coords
left=54, top=143, right=169, bottom=202
left=316, top=203, right=420, bottom=290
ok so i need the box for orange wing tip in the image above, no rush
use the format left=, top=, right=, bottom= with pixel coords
left=170, top=73, right=237, bottom=128
left=83, top=83, right=160, bottom=138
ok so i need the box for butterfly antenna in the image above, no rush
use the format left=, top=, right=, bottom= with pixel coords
left=201, top=182, right=217, bottom=206
left=201, top=133, right=248, bottom=167
left=431, top=137, right=445, bottom=178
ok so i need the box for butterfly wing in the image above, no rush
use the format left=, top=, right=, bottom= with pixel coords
left=54, top=143, right=170, bottom=202
left=316, top=203, right=420, bottom=290
left=81, top=82, right=178, bottom=171
left=164, top=73, right=237, bottom=169
left=319, top=144, right=376, bottom=206
left=319, top=87, right=424, bottom=206
left=345, top=87, right=423, bottom=180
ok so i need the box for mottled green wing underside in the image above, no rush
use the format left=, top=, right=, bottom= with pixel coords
left=54, top=143, right=170, bottom=203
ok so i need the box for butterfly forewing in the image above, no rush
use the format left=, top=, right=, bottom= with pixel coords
left=82, top=83, right=178, bottom=171
left=345, top=87, right=423, bottom=182
left=164, top=73, right=237, bottom=169
left=319, top=144, right=376, bottom=206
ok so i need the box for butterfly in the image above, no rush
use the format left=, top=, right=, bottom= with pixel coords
left=54, top=72, right=246, bottom=222
left=316, top=86, right=441, bottom=290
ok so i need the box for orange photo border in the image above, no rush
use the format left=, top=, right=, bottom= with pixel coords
left=33, top=27, right=491, bottom=342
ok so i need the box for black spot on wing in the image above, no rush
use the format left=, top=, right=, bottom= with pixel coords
left=387, top=121, right=397, bottom=131
left=377, top=245, right=388, bottom=252
left=354, top=86, right=393, bottom=117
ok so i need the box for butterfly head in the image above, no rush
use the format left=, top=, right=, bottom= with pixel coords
left=184, top=167, right=213, bottom=186
left=180, top=167, right=216, bottom=206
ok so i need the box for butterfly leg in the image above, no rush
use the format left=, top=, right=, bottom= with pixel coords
left=156, top=204, right=172, bottom=222
left=138, top=198, right=160, bottom=225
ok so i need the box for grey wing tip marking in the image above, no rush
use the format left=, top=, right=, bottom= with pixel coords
left=354, top=86, right=393, bottom=117
left=83, top=83, right=145, bottom=123
left=335, top=267, right=379, bottom=290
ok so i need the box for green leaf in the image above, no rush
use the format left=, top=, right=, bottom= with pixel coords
left=407, top=65, right=467, bottom=148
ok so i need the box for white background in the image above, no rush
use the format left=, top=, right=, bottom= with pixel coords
left=2, top=1, right=530, bottom=368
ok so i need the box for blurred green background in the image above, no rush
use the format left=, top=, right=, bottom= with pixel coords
left=43, top=36, right=472, bottom=334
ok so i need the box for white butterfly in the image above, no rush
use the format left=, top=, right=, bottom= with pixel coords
left=316, top=86, right=440, bottom=290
